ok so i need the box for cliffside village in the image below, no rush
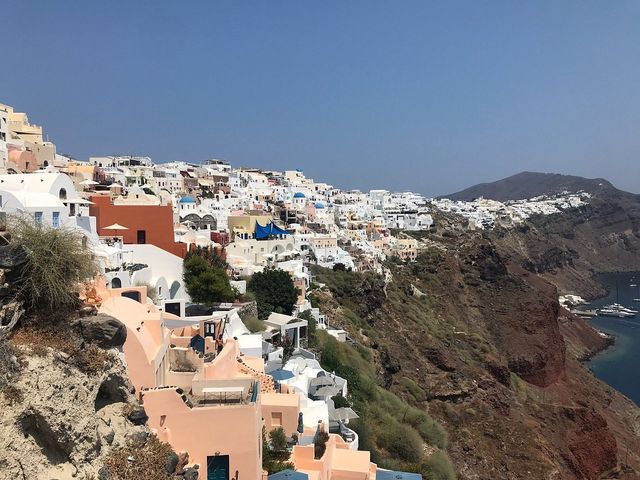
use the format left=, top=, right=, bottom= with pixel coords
left=0, top=102, right=594, bottom=479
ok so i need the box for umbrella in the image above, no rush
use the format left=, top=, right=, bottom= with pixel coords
left=66, top=198, right=94, bottom=205
left=313, top=385, right=341, bottom=397
left=297, top=412, right=304, bottom=434
left=330, top=407, right=359, bottom=422
left=103, top=223, right=129, bottom=231
left=80, top=179, right=99, bottom=186
left=309, top=376, right=335, bottom=388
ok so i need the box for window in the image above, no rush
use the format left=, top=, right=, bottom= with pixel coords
left=59, top=188, right=67, bottom=200
left=137, top=230, right=146, bottom=244
left=34, top=211, right=43, bottom=225
left=52, top=211, right=60, bottom=228
left=271, top=412, right=283, bottom=427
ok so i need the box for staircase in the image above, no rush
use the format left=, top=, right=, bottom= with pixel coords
left=237, top=357, right=276, bottom=394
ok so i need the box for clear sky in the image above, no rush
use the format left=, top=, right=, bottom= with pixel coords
left=2, top=1, right=639, bottom=195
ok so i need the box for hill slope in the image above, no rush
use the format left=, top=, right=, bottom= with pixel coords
left=443, top=171, right=624, bottom=202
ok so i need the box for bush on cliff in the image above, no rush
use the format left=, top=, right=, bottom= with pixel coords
left=103, top=434, right=175, bottom=480
left=8, top=215, right=97, bottom=314
left=183, top=249, right=234, bottom=304
left=309, top=267, right=457, bottom=477
left=247, top=268, right=299, bottom=319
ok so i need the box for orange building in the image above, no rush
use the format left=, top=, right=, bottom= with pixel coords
left=89, top=194, right=187, bottom=257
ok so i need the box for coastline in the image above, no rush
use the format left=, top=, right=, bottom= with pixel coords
left=578, top=327, right=616, bottom=362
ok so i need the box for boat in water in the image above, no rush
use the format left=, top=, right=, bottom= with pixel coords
left=571, top=308, right=598, bottom=317
left=598, top=281, right=638, bottom=317
left=608, top=303, right=638, bottom=314
left=598, top=306, right=636, bottom=318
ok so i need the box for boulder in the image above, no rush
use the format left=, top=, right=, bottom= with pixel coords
left=0, top=244, right=27, bottom=270
left=72, top=314, right=127, bottom=348
left=126, top=427, right=149, bottom=444
left=183, top=466, right=200, bottom=480
left=126, top=406, right=148, bottom=426
left=165, top=451, right=179, bottom=474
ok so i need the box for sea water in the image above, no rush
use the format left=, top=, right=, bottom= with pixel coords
left=586, top=271, right=640, bottom=405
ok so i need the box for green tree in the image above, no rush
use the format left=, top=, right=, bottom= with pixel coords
left=247, top=268, right=299, bottom=319
left=262, top=426, right=294, bottom=474
left=269, top=427, right=288, bottom=454
left=183, top=251, right=234, bottom=304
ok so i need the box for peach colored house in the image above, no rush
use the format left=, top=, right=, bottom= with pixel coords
left=98, top=285, right=301, bottom=479
left=292, top=434, right=377, bottom=480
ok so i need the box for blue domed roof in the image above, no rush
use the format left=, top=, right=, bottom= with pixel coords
left=315, top=202, right=325, bottom=209
left=179, top=196, right=196, bottom=203
left=293, top=192, right=306, bottom=199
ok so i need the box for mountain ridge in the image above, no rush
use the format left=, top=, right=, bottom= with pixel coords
left=442, top=171, right=636, bottom=202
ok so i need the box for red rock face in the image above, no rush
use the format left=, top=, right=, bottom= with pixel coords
left=500, top=289, right=566, bottom=387
left=560, top=406, right=618, bottom=480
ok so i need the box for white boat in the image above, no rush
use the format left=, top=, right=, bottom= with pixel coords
left=598, top=308, right=635, bottom=318
left=608, top=303, right=638, bottom=314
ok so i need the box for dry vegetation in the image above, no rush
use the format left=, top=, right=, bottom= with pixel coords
left=12, top=323, right=112, bottom=374
left=8, top=215, right=97, bottom=314
left=103, top=435, right=175, bottom=480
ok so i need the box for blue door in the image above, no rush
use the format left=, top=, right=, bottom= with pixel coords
left=207, top=455, right=229, bottom=480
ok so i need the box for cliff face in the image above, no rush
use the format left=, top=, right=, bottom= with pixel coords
left=493, top=193, right=640, bottom=297
left=312, top=220, right=640, bottom=479
left=0, top=334, right=162, bottom=480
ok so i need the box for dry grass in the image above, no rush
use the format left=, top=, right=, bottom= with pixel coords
left=104, top=434, right=175, bottom=480
left=12, top=324, right=112, bottom=374
left=7, top=215, right=97, bottom=314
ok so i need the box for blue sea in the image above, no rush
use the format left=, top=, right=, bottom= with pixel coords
left=586, top=271, right=640, bottom=405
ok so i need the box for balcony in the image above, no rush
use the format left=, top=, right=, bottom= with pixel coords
left=190, top=377, right=260, bottom=406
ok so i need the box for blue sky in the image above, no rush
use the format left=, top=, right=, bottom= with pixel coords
left=2, top=1, right=639, bottom=195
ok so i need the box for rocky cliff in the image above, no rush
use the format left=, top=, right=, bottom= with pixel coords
left=311, top=208, right=640, bottom=479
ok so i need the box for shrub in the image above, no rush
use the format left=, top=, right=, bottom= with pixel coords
left=421, top=451, right=457, bottom=480
left=134, top=281, right=158, bottom=302
left=378, top=422, right=423, bottom=462
left=183, top=251, right=234, bottom=304
left=73, top=343, right=111, bottom=374
left=331, top=394, right=351, bottom=408
left=8, top=215, right=97, bottom=314
left=400, top=377, right=427, bottom=402
left=12, top=325, right=111, bottom=374
left=247, top=268, right=299, bottom=319
left=298, top=309, right=317, bottom=346
left=262, top=426, right=293, bottom=474
left=415, top=416, right=448, bottom=449
left=104, top=434, right=175, bottom=480
left=242, top=315, right=265, bottom=333
left=269, top=427, right=288, bottom=454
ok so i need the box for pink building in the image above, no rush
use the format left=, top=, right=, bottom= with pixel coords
left=98, top=286, right=301, bottom=479
left=292, top=434, right=378, bottom=480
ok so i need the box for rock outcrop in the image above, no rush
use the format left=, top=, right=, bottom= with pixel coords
left=0, top=346, right=147, bottom=479
left=72, top=313, right=127, bottom=349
